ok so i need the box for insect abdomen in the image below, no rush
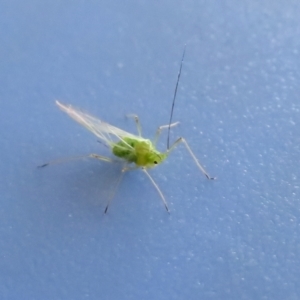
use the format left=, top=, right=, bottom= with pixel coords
left=112, top=137, right=138, bottom=163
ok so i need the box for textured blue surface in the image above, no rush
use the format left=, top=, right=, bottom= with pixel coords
left=1, top=1, right=300, bottom=299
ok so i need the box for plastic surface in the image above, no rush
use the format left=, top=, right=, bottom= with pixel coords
left=0, top=1, right=299, bottom=299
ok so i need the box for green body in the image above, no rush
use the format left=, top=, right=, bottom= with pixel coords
left=112, top=137, right=167, bottom=168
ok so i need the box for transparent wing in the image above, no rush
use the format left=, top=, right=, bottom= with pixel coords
left=56, top=100, right=138, bottom=147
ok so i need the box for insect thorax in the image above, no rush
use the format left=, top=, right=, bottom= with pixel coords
left=112, top=137, right=167, bottom=168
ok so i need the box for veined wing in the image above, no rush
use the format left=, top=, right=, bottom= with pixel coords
left=56, top=101, right=138, bottom=147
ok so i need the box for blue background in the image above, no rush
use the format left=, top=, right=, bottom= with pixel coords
left=1, top=1, right=299, bottom=299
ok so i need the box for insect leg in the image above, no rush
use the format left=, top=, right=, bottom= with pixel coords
left=104, top=168, right=125, bottom=214
left=153, top=122, right=180, bottom=146
left=126, top=114, right=142, bottom=136
left=142, top=168, right=170, bottom=213
left=38, top=154, right=114, bottom=168
left=168, top=138, right=215, bottom=180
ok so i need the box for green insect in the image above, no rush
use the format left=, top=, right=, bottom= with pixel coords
left=40, top=48, right=214, bottom=213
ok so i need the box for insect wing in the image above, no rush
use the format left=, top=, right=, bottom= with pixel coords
left=56, top=101, right=138, bottom=147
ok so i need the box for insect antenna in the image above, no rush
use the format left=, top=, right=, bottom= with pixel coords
left=167, top=45, right=186, bottom=150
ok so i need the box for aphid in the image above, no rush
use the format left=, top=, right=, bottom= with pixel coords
left=39, top=48, right=214, bottom=213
